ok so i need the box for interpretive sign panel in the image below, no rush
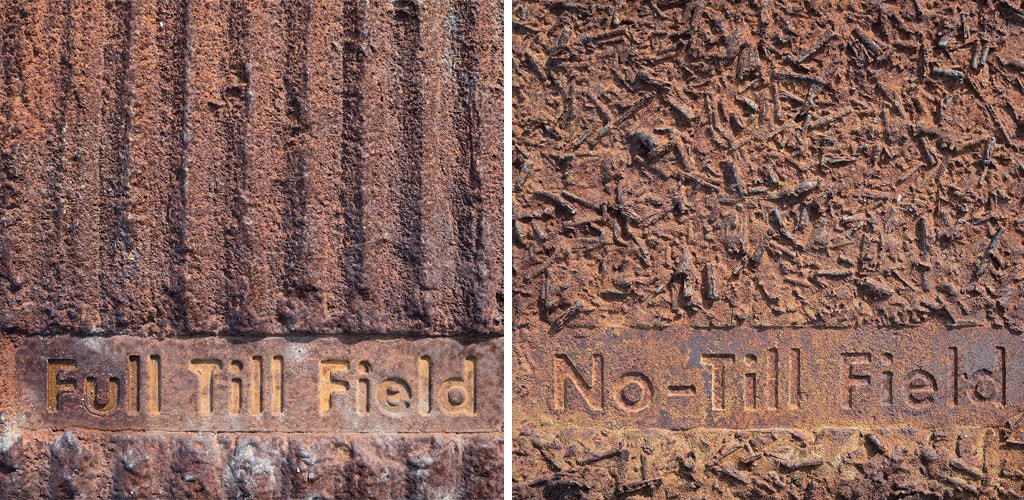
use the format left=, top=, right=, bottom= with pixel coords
left=0, top=0, right=503, bottom=497
left=513, top=0, right=1024, bottom=496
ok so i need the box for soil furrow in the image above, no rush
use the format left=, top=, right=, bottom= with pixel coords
left=222, top=0, right=255, bottom=331
left=100, top=0, right=134, bottom=328
left=280, top=0, right=315, bottom=330
left=451, top=0, right=485, bottom=332
left=61, top=1, right=107, bottom=331
left=338, top=0, right=368, bottom=332
left=393, top=0, right=427, bottom=327
left=0, top=0, right=501, bottom=338
left=157, top=0, right=192, bottom=332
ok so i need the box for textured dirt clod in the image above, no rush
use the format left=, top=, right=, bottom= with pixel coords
left=1, top=0, right=503, bottom=496
left=0, top=430, right=502, bottom=499
left=514, top=0, right=1024, bottom=497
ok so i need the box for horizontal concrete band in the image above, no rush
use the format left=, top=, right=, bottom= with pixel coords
left=2, top=431, right=501, bottom=498
left=7, top=335, right=501, bottom=433
left=518, top=326, right=1022, bottom=430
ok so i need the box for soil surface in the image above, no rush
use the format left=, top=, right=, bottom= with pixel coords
left=513, top=0, right=1024, bottom=497
left=1, top=0, right=503, bottom=338
left=0, top=0, right=503, bottom=497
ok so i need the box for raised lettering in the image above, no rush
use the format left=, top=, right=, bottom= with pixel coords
left=378, top=378, right=413, bottom=415
left=318, top=360, right=350, bottom=414
left=46, top=359, right=77, bottom=413
left=439, top=357, right=476, bottom=416
left=613, top=373, right=653, bottom=412
left=904, top=369, right=937, bottom=408
left=552, top=354, right=603, bottom=411
left=84, top=376, right=119, bottom=415
left=841, top=353, right=871, bottom=410
left=189, top=359, right=223, bottom=415
left=701, top=354, right=735, bottom=411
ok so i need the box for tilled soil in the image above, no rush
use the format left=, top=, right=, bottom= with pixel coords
left=0, top=0, right=503, bottom=497
left=513, top=0, right=1024, bottom=497
left=1, top=0, right=503, bottom=338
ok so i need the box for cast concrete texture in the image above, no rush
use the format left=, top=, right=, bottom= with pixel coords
left=0, top=0, right=503, bottom=497
left=513, top=0, right=1024, bottom=497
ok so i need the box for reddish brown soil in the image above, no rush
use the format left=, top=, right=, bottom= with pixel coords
left=0, top=0, right=503, bottom=497
left=514, top=1, right=1024, bottom=334
left=0, top=0, right=503, bottom=338
left=514, top=0, right=1024, bottom=497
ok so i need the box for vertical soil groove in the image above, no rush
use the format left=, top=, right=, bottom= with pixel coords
left=452, top=0, right=485, bottom=331
left=102, top=0, right=134, bottom=327
left=0, top=0, right=500, bottom=337
left=281, top=0, right=314, bottom=312
left=223, top=0, right=254, bottom=331
left=339, top=0, right=367, bottom=327
left=393, top=0, right=427, bottom=324
left=162, top=0, right=192, bottom=331
left=47, top=0, right=74, bottom=313
left=0, top=2, right=28, bottom=300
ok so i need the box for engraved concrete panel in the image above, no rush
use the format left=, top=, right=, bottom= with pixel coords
left=17, top=336, right=500, bottom=433
left=513, top=0, right=1024, bottom=496
left=521, top=326, right=1017, bottom=428
left=0, top=0, right=503, bottom=496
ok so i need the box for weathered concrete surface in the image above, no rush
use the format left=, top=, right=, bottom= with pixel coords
left=513, top=0, right=1024, bottom=496
left=0, top=0, right=503, bottom=496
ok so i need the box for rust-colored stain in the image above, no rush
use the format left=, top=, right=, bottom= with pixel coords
left=0, top=0, right=502, bottom=497
left=513, top=0, right=1024, bottom=497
